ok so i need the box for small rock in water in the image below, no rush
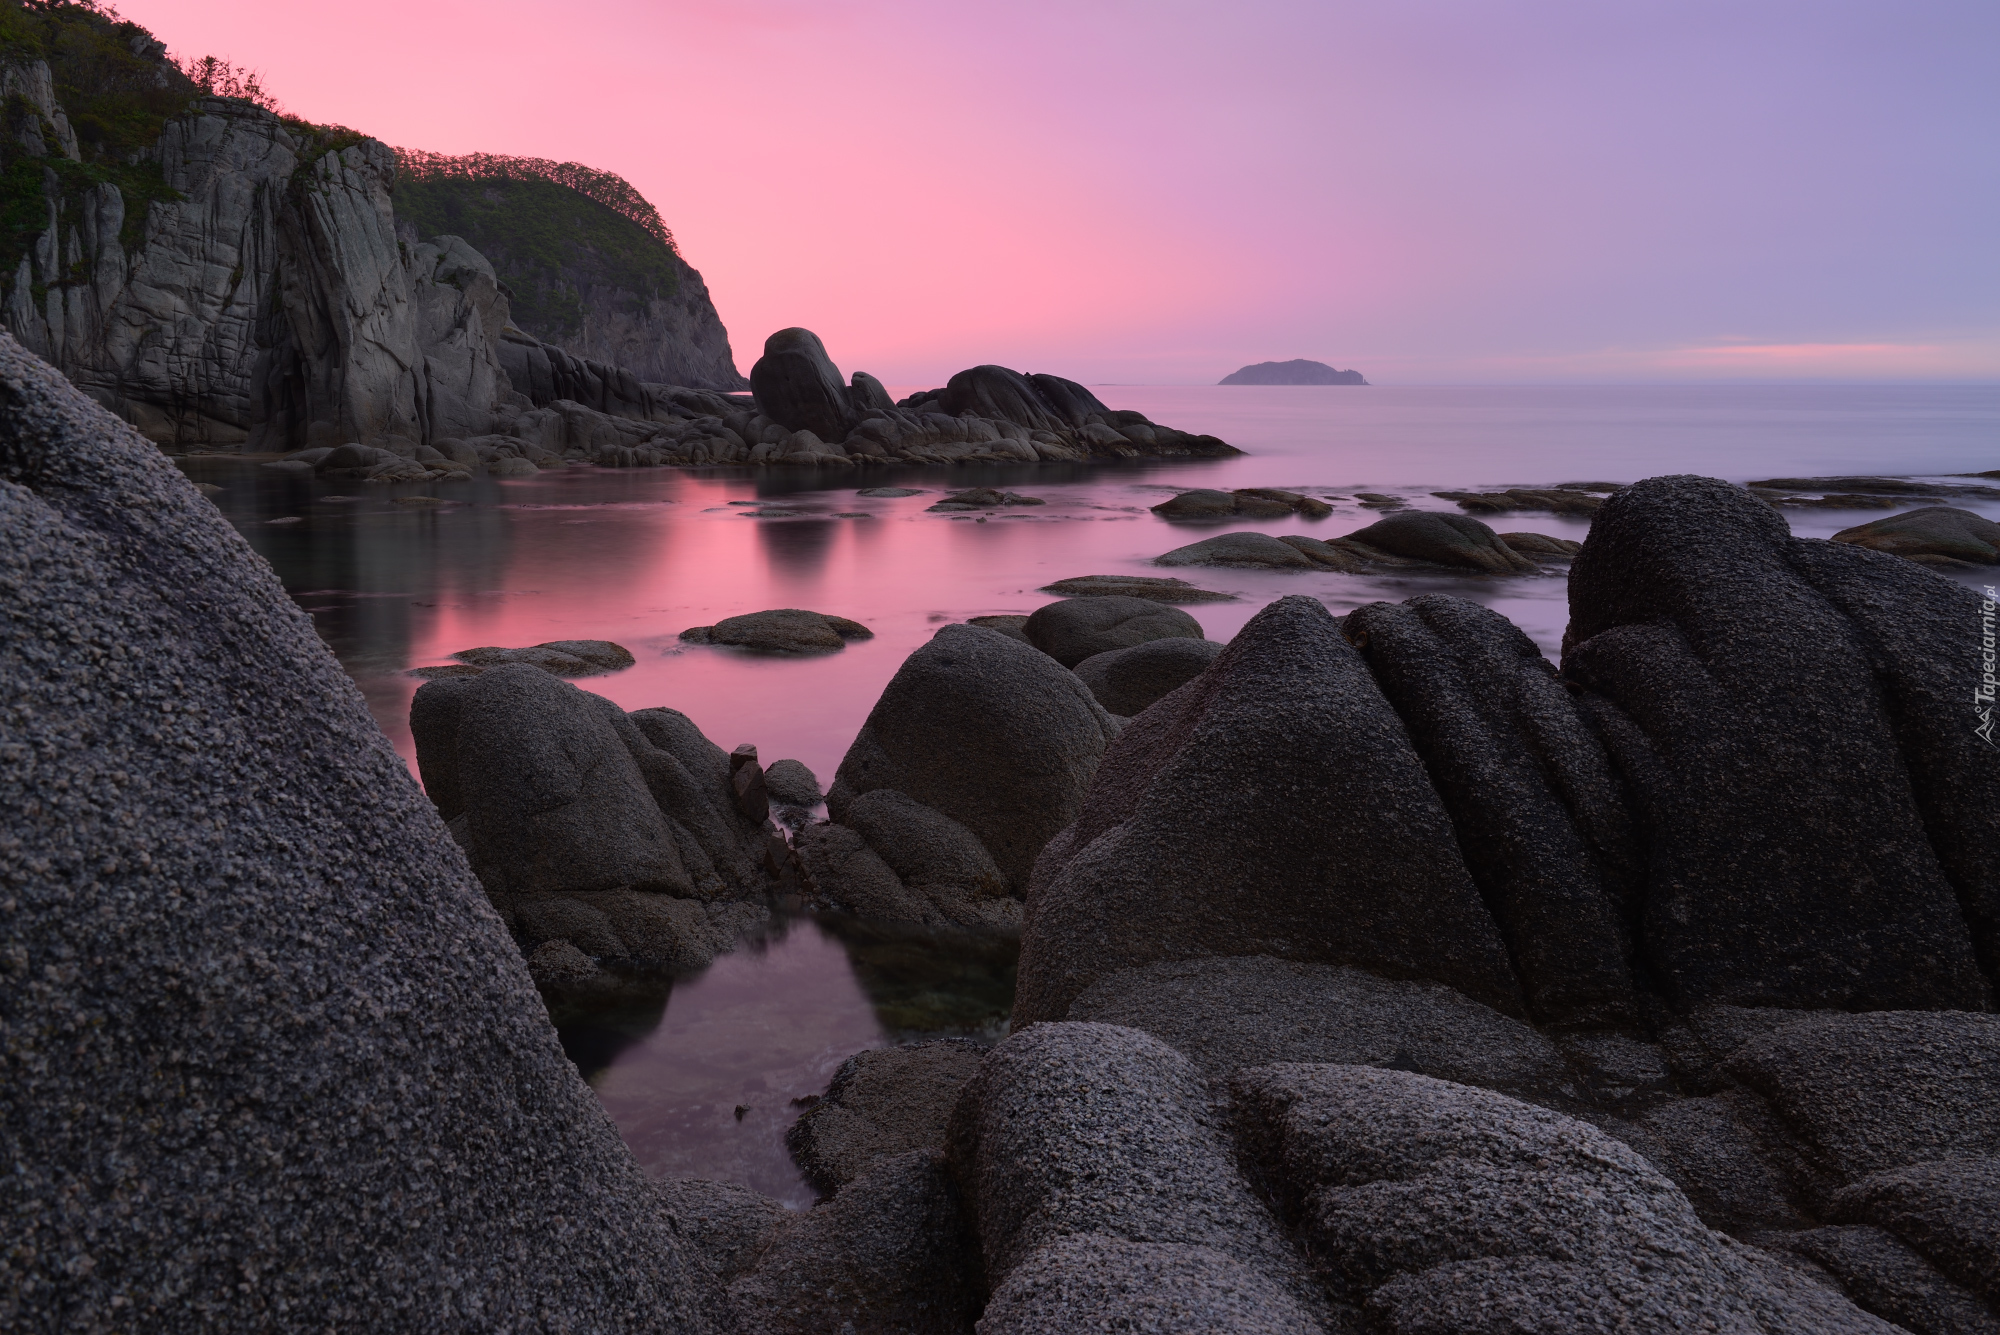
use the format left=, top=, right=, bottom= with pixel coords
left=857, top=487, right=925, bottom=497
left=929, top=488, right=1046, bottom=510
left=1832, top=506, right=2000, bottom=566
left=265, top=515, right=304, bottom=524
left=1025, top=597, right=1206, bottom=668
left=763, top=759, right=823, bottom=808
left=681, top=608, right=874, bottom=653
left=1155, top=532, right=1318, bottom=569
left=1151, top=488, right=1330, bottom=520
left=192, top=481, right=224, bottom=494
left=1039, top=575, right=1237, bottom=603
left=447, top=640, right=636, bottom=677
left=966, top=614, right=1033, bottom=644
left=393, top=496, right=446, bottom=506
left=1499, top=531, right=1584, bottom=558
left=832, top=512, right=874, bottom=519
left=1344, top=511, right=1541, bottom=573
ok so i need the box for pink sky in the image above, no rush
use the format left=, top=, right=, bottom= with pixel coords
left=124, top=0, right=1999, bottom=384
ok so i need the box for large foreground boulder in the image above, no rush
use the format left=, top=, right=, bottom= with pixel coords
left=829, top=625, right=1119, bottom=892
left=1014, top=595, right=1524, bottom=1024
left=0, top=335, right=722, bottom=1328
left=1563, top=475, right=1996, bottom=1010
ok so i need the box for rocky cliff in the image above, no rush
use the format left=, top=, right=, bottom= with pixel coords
left=393, top=162, right=746, bottom=390
left=0, top=1, right=745, bottom=451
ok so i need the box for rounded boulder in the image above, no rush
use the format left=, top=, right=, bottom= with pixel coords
left=1073, top=637, right=1225, bottom=717
left=1024, top=596, right=1205, bottom=669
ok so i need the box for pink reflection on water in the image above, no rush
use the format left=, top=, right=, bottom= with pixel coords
left=584, top=919, right=887, bottom=1210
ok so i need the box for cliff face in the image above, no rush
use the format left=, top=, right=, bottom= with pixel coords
left=0, top=84, right=506, bottom=449
left=0, top=3, right=745, bottom=448
left=393, top=172, right=747, bottom=391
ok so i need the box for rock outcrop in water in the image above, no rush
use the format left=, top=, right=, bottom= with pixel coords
left=1220, top=358, right=1368, bottom=385
left=0, top=332, right=726, bottom=1329
left=750, top=332, right=1241, bottom=465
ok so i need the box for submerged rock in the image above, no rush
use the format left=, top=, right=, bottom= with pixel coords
left=1832, top=506, right=2000, bottom=565
left=1038, top=574, right=1236, bottom=602
left=1023, top=595, right=1205, bottom=668
left=1340, top=510, right=1541, bottom=573
left=1154, top=531, right=1319, bottom=569
left=1151, top=487, right=1332, bottom=520
left=680, top=609, right=873, bottom=653
left=445, top=638, right=636, bottom=676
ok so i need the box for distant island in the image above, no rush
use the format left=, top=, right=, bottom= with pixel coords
left=1220, top=359, right=1368, bottom=385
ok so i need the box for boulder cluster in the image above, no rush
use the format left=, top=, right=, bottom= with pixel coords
left=669, top=474, right=1999, bottom=1334
left=5, top=329, right=1997, bottom=1333
left=1157, top=508, right=1580, bottom=573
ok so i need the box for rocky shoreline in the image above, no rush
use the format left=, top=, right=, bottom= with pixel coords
left=5, top=333, right=1999, bottom=1333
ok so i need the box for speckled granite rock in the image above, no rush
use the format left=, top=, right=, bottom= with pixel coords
left=0, top=334, right=723, bottom=1331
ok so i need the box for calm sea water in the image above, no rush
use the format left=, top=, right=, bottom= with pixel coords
left=184, top=382, right=2000, bottom=1204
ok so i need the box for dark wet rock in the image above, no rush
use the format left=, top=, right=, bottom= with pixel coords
left=1345, top=595, right=1643, bottom=1030
left=1342, top=510, right=1541, bottom=573
left=979, top=1237, right=1331, bottom=1335
left=787, top=1040, right=989, bottom=1194
left=1067, top=958, right=1576, bottom=1106
left=848, top=370, right=895, bottom=413
left=1831, top=1158, right=2000, bottom=1309
left=1756, top=490, right=1910, bottom=510
left=1719, top=1011, right=2000, bottom=1202
left=965, top=613, right=1032, bottom=643
left=679, top=608, right=873, bottom=653
left=829, top=625, right=1118, bottom=892
left=731, top=748, right=770, bottom=823
left=1561, top=475, right=1996, bottom=1010
left=1023, top=373, right=1113, bottom=427
left=796, top=822, right=928, bottom=923
left=1154, top=531, right=1318, bottom=569
left=1151, top=487, right=1331, bottom=520
left=843, top=789, right=1015, bottom=918
left=1610, top=1094, right=1815, bottom=1233
left=1498, top=530, right=1583, bottom=557
left=1023, top=595, right=1204, bottom=668
left=1073, top=636, right=1224, bottom=717
left=1232, top=1065, right=1890, bottom=1333
left=659, top=1179, right=790, bottom=1285
left=947, top=1023, right=1330, bottom=1327
left=1751, top=475, right=2000, bottom=498
left=1276, top=533, right=1370, bottom=571
left=935, top=364, right=1065, bottom=433
left=763, top=758, right=821, bottom=807
left=1833, top=506, right=2000, bottom=565
left=527, top=938, right=607, bottom=993
left=857, top=486, right=924, bottom=497
left=448, top=638, right=636, bottom=676
left=417, top=665, right=690, bottom=897
left=749, top=327, right=856, bottom=441
left=1220, top=358, right=1367, bottom=385
left=0, top=332, right=721, bottom=1327
left=1433, top=486, right=1606, bottom=515
left=930, top=487, right=1044, bottom=509
left=1038, top=574, right=1236, bottom=603
left=407, top=662, right=485, bottom=679
left=728, top=1150, right=981, bottom=1335
left=1014, top=595, right=1523, bottom=1025
left=514, top=890, right=756, bottom=975
left=1760, top=1225, right=2000, bottom=1335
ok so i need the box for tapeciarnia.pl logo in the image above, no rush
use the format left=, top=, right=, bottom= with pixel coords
left=1978, top=585, right=1997, bottom=748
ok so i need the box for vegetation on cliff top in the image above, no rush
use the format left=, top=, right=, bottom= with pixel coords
left=392, top=157, right=683, bottom=341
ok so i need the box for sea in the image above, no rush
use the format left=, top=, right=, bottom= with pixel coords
left=182, top=381, right=2000, bottom=1207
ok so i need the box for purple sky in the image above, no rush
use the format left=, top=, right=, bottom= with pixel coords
left=130, top=0, right=2000, bottom=383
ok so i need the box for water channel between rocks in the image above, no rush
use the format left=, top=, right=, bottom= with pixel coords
left=183, top=382, right=2000, bottom=1205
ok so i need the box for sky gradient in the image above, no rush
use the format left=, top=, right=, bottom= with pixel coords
left=124, top=0, right=1999, bottom=384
